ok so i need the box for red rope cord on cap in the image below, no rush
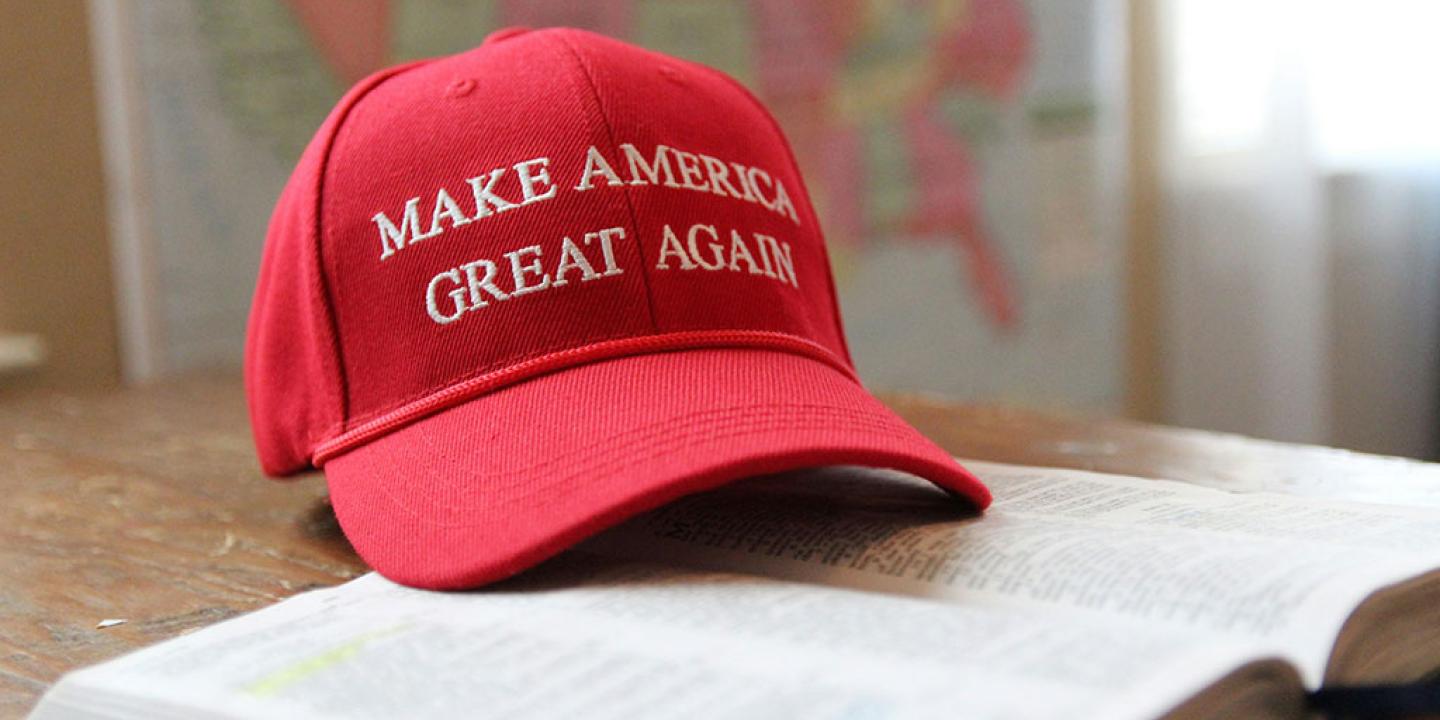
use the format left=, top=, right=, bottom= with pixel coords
left=310, top=330, right=855, bottom=466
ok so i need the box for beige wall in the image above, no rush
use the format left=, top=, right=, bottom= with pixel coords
left=0, top=0, right=119, bottom=387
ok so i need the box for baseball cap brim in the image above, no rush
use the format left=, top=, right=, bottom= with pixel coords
left=324, top=348, right=990, bottom=589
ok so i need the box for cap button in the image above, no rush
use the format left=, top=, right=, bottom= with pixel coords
left=483, top=27, right=531, bottom=45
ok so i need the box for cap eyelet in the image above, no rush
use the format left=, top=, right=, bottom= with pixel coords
left=444, top=78, right=476, bottom=98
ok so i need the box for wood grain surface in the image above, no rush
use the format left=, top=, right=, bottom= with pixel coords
left=3, top=375, right=1438, bottom=717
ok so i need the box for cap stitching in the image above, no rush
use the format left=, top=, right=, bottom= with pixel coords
left=545, top=30, right=661, bottom=333
left=692, top=65, right=856, bottom=365
left=465, top=415, right=923, bottom=509
left=336, top=406, right=952, bottom=531
left=308, top=59, right=435, bottom=438
left=390, top=404, right=915, bottom=495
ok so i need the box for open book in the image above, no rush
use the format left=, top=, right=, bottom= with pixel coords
left=30, top=461, right=1440, bottom=719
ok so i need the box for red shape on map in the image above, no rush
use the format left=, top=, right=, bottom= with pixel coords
left=499, top=0, right=634, bottom=40
left=751, top=0, right=1031, bottom=332
left=747, top=1, right=867, bottom=252
left=283, top=0, right=1030, bottom=331
left=906, top=0, right=1031, bottom=330
left=904, top=106, right=1018, bottom=329
left=284, top=0, right=392, bottom=85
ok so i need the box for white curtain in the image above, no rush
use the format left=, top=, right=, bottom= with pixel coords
left=1155, top=0, right=1440, bottom=458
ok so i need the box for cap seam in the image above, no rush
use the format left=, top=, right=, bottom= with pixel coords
left=692, top=65, right=856, bottom=366
left=312, top=59, right=435, bottom=438
left=545, top=30, right=660, bottom=333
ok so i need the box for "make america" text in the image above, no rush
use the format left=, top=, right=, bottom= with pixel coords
left=372, top=142, right=800, bottom=261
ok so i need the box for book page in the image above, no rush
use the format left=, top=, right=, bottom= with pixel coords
left=30, top=558, right=1262, bottom=720
left=1124, top=430, right=1440, bottom=509
left=581, top=461, right=1440, bottom=686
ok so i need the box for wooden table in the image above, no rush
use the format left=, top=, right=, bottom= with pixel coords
left=4, top=375, right=1439, bottom=717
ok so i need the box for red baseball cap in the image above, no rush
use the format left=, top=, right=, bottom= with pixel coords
left=245, top=27, right=990, bottom=590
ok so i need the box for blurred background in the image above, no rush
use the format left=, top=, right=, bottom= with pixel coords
left=2, top=0, right=1436, bottom=461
